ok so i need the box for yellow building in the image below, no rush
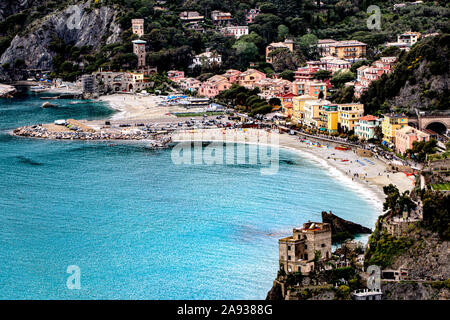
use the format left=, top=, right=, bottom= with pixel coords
left=338, top=103, right=364, bottom=132
left=292, top=95, right=316, bottom=124
left=319, top=105, right=339, bottom=133
left=304, top=100, right=331, bottom=128
left=381, top=114, right=409, bottom=145
left=329, top=40, right=367, bottom=60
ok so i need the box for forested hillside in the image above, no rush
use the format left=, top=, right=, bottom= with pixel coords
left=360, top=34, right=449, bottom=115
left=0, top=0, right=449, bottom=90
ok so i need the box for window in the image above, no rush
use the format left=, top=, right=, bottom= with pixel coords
left=287, top=245, right=291, bottom=250
left=288, top=255, right=291, bottom=261
left=321, top=243, right=326, bottom=247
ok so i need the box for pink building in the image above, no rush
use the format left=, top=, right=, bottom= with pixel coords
left=294, top=66, right=321, bottom=82
left=167, top=70, right=184, bottom=82
left=198, top=75, right=232, bottom=98
left=222, top=69, right=241, bottom=83
left=246, top=8, right=261, bottom=24
left=176, top=77, right=202, bottom=93
left=395, top=126, right=431, bottom=155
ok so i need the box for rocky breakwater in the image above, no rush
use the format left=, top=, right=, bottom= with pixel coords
left=0, top=84, right=16, bottom=97
left=13, top=125, right=172, bottom=143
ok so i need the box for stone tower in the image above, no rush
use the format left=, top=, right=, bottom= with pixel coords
left=132, top=19, right=144, bottom=37
left=132, top=40, right=147, bottom=68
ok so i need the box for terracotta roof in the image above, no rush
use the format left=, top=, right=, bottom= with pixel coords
left=359, top=115, right=379, bottom=121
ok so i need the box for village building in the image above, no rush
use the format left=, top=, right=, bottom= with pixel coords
left=132, top=39, right=147, bottom=68
left=294, top=65, right=320, bottom=82
left=220, top=26, right=249, bottom=38
left=278, top=222, right=332, bottom=275
left=292, top=95, right=316, bottom=124
left=318, top=104, right=339, bottom=133
left=179, top=11, right=204, bottom=24
left=292, top=81, right=327, bottom=99
left=211, top=10, right=232, bottom=25
left=255, top=78, right=292, bottom=100
left=278, top=92, right=297, bottom=117
left=167, top=70, right=184, bottom=82
left=132, top=19, right=144, bottom=37
left=355, top=115, right=382, bottom=140
left=338, top=103, right=364, bottom=132
left=246, top=8, right=261, bottom=24
left=175, top=77, right=202, bottom=93
left=265, top=39, right=294, bottom=64
left=317, top=39, right=338, bottom=57
left=190, top=51, right=222, bottom=69
left=395, top=126, right=431, bottom=155
left=328, top=40, right=367, bottom=61
left=93, top=71, right=146, bottom=93
left=382, top=113, right=409, bottom=145
left=221, top=69, right=241, bottom=83
left=319, top=56, right=352, bottom=74
left=237, top=69, right=266, bottom=89
left=198, top=75, right=231, bottom=98
left=303, top=99, right=331, bottom=128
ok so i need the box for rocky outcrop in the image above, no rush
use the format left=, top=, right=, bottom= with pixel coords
left=265, top=281, right=284, bottom=300
left=0, top=83, right=16, bottom=97
left=321, top=211, right=372, bottom=235
left=382, top=282, right=450, bottom=300
left=0, top=1, right=121, bottom=72
left=0, top=0, right=48, bottom=21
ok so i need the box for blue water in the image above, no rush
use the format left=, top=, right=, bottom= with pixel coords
left=0, top=90, right=379, bottom=299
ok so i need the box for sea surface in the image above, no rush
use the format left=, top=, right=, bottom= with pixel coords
left=0, top=89, right=380, bottom=299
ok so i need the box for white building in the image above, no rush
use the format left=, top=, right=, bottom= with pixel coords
left=221, top=26, right=249, bottom=39
left=190, top=51, right=222, bottom=69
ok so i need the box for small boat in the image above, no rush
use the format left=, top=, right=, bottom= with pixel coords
left=41, top=102, right=56, bottom=108
left=335, top=146, right=350, bottom=151
left=30, top=86, right=47, bottom=92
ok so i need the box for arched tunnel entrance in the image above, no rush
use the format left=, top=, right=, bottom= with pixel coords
left=426, top=122, right=447, bottom=135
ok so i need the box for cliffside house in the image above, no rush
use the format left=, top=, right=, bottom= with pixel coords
left=278, top=222, right=332, bottom=275
left=220, top=26, right=249, bottom=38
left=265, top=39, right=294, bottom=64
left=211, top=11, right=232, bottom=25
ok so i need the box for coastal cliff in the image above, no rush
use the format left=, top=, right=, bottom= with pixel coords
left=0, top=0, right=121, bottom=80
left=321, top=211, right=372, bottom=237
left=0, top=83, right=16, bottom=97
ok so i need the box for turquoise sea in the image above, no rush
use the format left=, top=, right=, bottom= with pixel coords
left=0, top=89, right=380, bottom=299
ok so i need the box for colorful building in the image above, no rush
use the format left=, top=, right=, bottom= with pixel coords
left=278, top=93, right=297, bottom=118
left=328, top=40, right=367, bottom=61
left=292, top=95, right=316, bottom=124
left=395, top=126, right=430, bottom=155
left=266, top=39, right=294, bottom=63
left=198, top=75, right=231, bottom=98
left=292, top=81, right=327, bottom=99
left=319, top=104, right=339, bottom=133
left=211, top=10, right=232, bottom=25
left=338, top=103, right=364, bottom=132
left=237, top=69, right=266, bottom=89
left=167, top=70, right=184, bottom=82
left=304, top=99, right=331, bottom=128
left=246, top=8, right=261, bottom=24
left=355, top=115, right=382, bottom=140
left=381, top=113, right=409, bottom=145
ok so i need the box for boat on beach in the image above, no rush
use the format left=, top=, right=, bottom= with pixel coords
left=30, top=86, right=47, bottom=92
